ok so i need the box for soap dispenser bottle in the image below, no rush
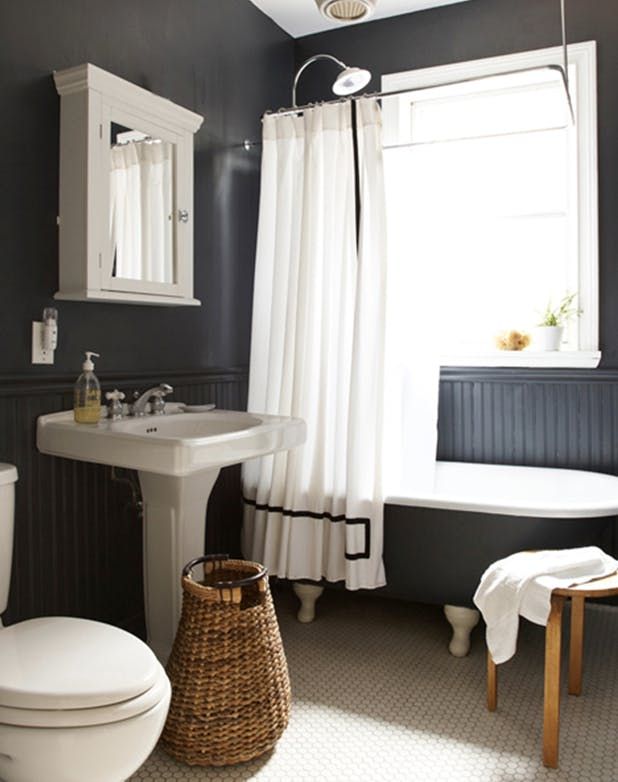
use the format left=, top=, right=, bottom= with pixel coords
left=74, top=351, right=101, bottom=424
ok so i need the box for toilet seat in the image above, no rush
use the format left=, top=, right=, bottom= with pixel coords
left=0, top=666, right=169, bottom=728
left=0, top=616, right=168, bottom=727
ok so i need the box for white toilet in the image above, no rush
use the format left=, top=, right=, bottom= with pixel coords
left=0, top=464, right=171, bottom=782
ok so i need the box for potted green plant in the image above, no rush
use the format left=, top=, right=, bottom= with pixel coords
left=533, top=293, right=581, bottom=351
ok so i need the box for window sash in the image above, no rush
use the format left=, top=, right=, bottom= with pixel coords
left=381, top=42, right=599, bottom=367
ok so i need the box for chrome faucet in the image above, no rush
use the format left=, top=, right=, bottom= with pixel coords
left=130, top=383, right=174, bottom=416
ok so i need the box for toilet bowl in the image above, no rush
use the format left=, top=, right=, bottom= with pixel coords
left=0, top=464, right=170, bottom=782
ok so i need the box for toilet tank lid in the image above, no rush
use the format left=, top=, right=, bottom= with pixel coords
left=0, top=464, right=17, bottom=485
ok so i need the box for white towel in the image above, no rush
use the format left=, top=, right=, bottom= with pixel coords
left=473, top=547, right=618, bottom=664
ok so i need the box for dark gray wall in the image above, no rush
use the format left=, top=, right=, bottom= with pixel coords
left=438, top=368, right=618, bottom=471
left=0, top=0, right=292, bottom=376
left=295, top=0, right=618, bottom=366
left=0, top=0, right=291, bottom=628
left=4, top=0, right=618, bottom=629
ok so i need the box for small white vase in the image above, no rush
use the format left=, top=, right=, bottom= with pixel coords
left=533, top=325, right=564, bottom=351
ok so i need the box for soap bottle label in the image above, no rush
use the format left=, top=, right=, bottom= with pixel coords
left=74, top=387, right=101, bottom=424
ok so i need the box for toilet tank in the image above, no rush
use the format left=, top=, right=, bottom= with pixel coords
left=0, top=464, right=18, bottom=618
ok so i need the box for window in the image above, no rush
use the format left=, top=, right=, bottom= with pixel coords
left=382, top=42, right=598, bottom=367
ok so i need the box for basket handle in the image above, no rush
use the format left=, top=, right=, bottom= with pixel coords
left=182, top=554, right=268, bottom=589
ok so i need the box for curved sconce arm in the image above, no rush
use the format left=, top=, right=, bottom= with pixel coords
left=292, top=53, right=347, bottom=107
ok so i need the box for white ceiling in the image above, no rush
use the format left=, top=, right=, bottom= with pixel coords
left=248, top=0, right=472, bottom=38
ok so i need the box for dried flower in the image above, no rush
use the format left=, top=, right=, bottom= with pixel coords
left=495, top=330, right=531, bottom=351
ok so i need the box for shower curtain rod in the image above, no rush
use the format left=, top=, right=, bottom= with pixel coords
left=262, top=63, right=575, bottom=124
left=260, top=0, right=573, bottom=127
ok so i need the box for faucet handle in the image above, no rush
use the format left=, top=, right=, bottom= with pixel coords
left=106, top=389, right=126, bottom=401
left=105, top=389, right=125, bottom=420
left=150, top=384, right=174, bottom=415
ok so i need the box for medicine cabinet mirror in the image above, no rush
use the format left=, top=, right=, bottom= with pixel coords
left=53, top=64, right=204, bottom=306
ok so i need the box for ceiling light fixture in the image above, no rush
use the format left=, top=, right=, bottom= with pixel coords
left=315, top=0, right=378, bottom=23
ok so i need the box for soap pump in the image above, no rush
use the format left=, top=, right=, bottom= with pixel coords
left=74, top=351, right=101, bottom=424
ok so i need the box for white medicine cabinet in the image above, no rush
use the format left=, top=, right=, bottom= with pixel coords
left=53, top=63, right=204, bottom=306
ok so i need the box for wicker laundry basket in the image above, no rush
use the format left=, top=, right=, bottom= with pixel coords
left=160, top=555, right=291, bottom=766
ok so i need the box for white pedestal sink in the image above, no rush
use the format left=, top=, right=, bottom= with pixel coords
left=37, top=405, right=305, bottom=661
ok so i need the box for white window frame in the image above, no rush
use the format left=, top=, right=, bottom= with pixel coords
left=382, top=42, right=599, bottom=369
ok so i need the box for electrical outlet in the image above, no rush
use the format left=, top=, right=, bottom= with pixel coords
left=32, top=322, right=54, bottom=364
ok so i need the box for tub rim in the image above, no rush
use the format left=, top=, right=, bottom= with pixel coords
left=385, top=461, right=618, bottom=519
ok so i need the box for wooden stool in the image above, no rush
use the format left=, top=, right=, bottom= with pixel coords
left=486, top=571, right=618, bottom=769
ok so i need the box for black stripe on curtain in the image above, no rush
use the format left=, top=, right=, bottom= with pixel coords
left=351, top=99, right=361, bottom=248
left=242, top=497, right=371, bottom=560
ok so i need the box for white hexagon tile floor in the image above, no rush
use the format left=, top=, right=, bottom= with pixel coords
left=131, top=588, right=618, bottom=782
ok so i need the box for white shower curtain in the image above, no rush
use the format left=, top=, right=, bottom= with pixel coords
left=110, top=140, right=173, bottom=283
left=242, top=99, right=388, bottom=590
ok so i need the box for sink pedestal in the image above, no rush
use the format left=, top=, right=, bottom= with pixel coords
left=138, top=469, right=220, bottom=662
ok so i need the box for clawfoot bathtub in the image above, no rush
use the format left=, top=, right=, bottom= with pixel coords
left=294, top=462, right=618, bottom=655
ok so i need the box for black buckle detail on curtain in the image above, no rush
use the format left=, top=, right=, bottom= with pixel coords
left=343, top=516, right=371, bottom=561
left=242, top=497, right=371, bottom=560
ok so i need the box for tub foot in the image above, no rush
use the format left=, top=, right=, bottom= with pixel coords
left=444, top=604, right=480, bottom=657
left=293, top=582, right=324, bottom=623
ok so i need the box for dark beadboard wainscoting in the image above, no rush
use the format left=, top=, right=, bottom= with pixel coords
left=0, top=368, right=248, bottom=636
left=437, top=368, right=618, bottom=559
left=376, top=368, right=618, bottom=607
left=438, top=369, right=618, bottom=473
left=4, top=367, right=618, bottom=635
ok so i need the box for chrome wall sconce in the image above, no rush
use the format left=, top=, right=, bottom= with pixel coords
left=292, top=53, right=372, bottom=107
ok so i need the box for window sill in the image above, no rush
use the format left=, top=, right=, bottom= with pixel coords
left=439, top=351, right=601, bottom=369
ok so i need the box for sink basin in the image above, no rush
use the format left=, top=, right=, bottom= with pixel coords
left=37, top=404, right=306, bottom=661
left=37, top=405, right=305, bottom=476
